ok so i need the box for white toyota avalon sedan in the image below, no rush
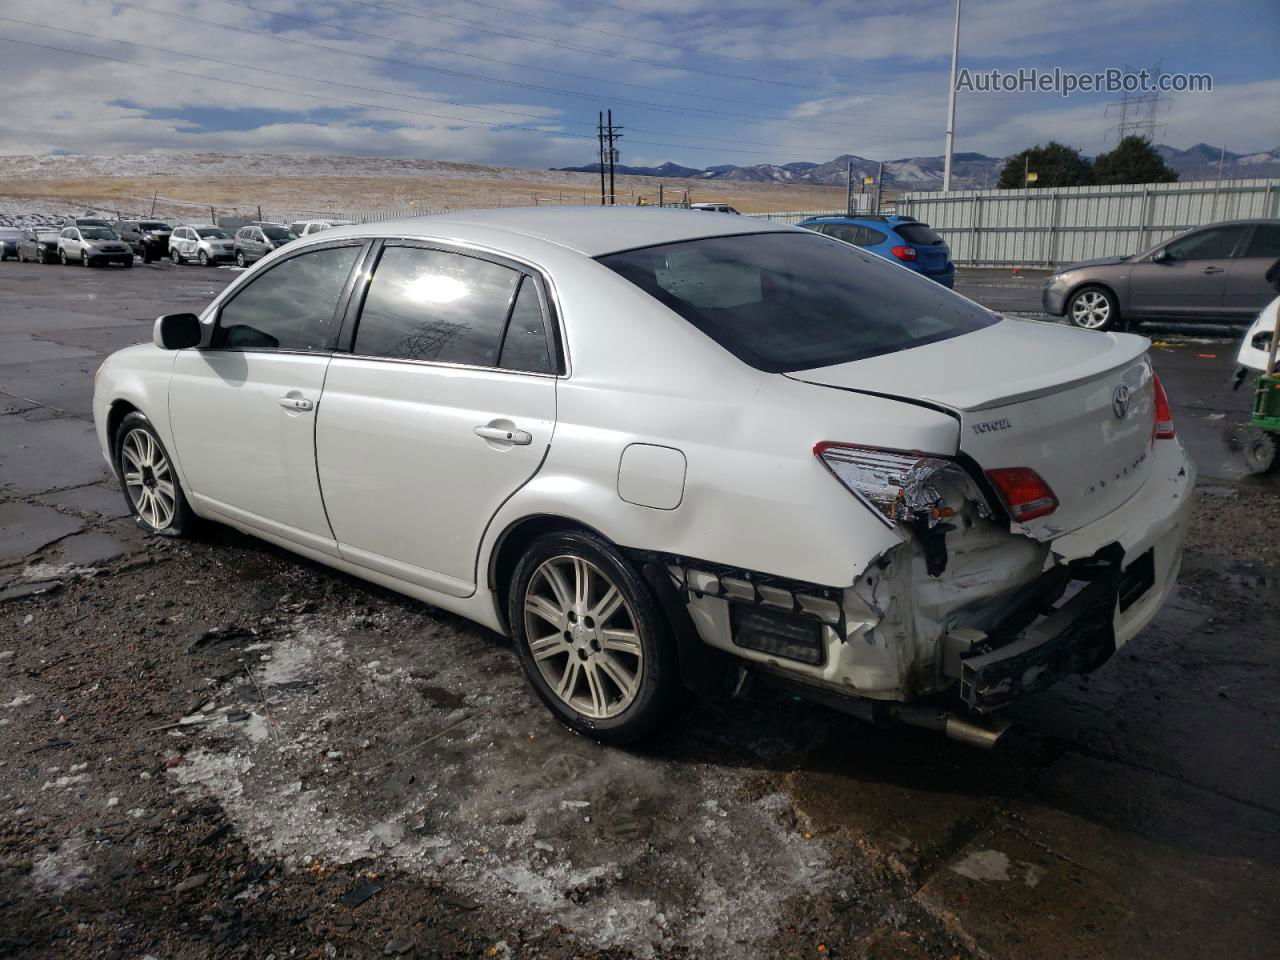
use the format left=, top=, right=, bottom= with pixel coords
left=92, top=208, right=1195, bottom=746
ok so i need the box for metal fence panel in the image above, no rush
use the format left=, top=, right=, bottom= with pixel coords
left=895, top=179, right=1280, bottom=267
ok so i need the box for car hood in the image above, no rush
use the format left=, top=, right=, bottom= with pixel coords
left=1056, top=255, right=1130, bottom=274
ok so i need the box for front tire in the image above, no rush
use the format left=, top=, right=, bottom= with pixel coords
left=59, top=249, right=69, bottom=265
left=198, top=250, right=210, bottom=267
left=508, top=530, right=679, bottom=745
left=1067, top=285, right=1119, bottom=331
left=113, top=412, right=195, bottom=537
left=171, top=248, right=183, bottom=265
left=235, top=250, right=247, bottom=268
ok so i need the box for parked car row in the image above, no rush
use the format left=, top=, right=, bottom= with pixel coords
left=0, top=216, right=342, bottom=269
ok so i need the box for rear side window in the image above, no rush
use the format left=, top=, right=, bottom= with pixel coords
left=214, top=244, right=361, bottom=351
left=600, top=232, right=996, bottom=372
left=353, top=246, right=519, bottom=366
left=497, top=277, right=554, bottom=373
left=895, top=222, right=944, bottom=245
left=1244, top=224, right=1280, bottom=259
left=821, top=224, right=862, bottom=245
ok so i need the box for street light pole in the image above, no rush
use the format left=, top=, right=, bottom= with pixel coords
left=942, top=0, right=961, bottom=193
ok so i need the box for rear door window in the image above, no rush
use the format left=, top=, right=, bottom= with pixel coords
left=497, top=276, right=554, bottom=374
left=600, top=231, right=995, bottom=372
left=352, top=246, right=519, bottom=366
left=1244, top=223, right=1280, bottom=259
left=213, top=244, right=362, bottom=351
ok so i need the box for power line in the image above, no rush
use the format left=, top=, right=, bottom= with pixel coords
left=0, top=13, right=895, bottom=154
left=345, top=0, right=808, bottom=89
left=81, top=0, right=880, bottom=131
left=0, top=28, right=872, bottom=159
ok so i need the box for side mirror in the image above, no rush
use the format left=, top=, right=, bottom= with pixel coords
left=153, top=313, right=202, bottom=350
left=1152, top=249, right=1173, bottom=264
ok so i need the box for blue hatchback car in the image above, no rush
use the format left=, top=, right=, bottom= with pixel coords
left=797, top=215, right=955, bottom=287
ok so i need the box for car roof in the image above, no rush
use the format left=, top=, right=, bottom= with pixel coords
left=309, top=207, right=790, bottom=257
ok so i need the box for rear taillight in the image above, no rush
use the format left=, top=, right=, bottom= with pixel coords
left=814, top=443, right=985, bottom=527
left=889, top=245, right=917, bottom=261
left=1152, top=372, right=1175, bottom=439
left=985, top=467, right=1058, bottom=522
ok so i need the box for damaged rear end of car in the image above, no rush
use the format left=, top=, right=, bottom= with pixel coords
left=599, top=228, right=1196, bottom=746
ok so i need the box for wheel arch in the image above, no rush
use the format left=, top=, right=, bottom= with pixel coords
left=1066, top=279, right=1123, bottom=319
left=486, top=513, right=611, bottom=633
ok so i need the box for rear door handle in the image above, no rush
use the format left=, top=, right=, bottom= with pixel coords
left=1201, top=266, right=1225, bottom=274
left=277, top=396, right=314, bottom=412
left=474, top=424, right=532, bottom=445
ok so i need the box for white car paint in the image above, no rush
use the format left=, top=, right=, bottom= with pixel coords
left=92, top=208, right=1196, bottom=734
left=1237, top=295, right=1279, bottom=373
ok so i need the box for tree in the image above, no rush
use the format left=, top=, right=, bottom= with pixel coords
left=997, top=142, right=1093, bottom=189
left=1092, top=136, right=1179, bottom=185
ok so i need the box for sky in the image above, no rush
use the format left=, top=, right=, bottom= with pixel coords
left=1, top=0, right=1278, bottom=169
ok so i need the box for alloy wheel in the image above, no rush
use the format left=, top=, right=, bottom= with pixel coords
left=120, top=428, right=177, bottom=529
left=522, top=555, right=644, bottom=719
left=1071, top=291, right=1111, bottom=329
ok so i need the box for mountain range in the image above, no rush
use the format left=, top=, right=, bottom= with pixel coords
left=556, top=143, right=1280, bottom=191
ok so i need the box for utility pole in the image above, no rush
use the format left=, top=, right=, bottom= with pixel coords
left=598, top=112, right=606, bottom=206
left=942, top=0, right=961, bottom=192
left=604, top=109, right=623, bottom=205
left=874, top=161, right=884, bottom=213
left=846, top=159, right=854, bottom=216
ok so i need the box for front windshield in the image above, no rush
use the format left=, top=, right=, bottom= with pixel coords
left=600, top=231, right=997, bottom=373
left=81, top=228, right=117, bottom=240
left=262, top=226, right=296, bottom=242
left=197, top=228, right=230, bottom=239
left=141, top=221, right=170, bottom=231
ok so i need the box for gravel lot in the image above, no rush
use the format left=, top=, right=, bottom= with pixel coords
left=2, top=260, right=1278, bottom=959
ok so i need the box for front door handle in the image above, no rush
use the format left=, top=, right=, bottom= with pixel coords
left=474, top=424, right=532, bottom=445
left=277, top=396, right=314, bottom=412
left=1201, top=266, right=1225, bottom=274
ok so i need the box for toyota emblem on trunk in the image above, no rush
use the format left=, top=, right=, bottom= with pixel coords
left=1112, top=384, right=1131, bottom=420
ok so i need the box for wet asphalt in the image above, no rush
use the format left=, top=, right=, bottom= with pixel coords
left=1, top=259, right=1278, bottom=959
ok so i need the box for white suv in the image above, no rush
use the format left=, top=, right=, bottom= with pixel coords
left=169, top=225, right=236, bottom=266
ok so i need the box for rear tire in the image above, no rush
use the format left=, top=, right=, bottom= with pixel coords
left=508, top=530, right=679, bottom=745
left=1243, top=431, right=1279, bottom=474
left=171, top=248, right=183, bottom=265
left=1067, top=285, right=1119, bottom=331
left=198, top=250, right=210, bottom=267
left=236, top=250, right=247, bottom=268
left=60, top=250, right=69, bottom=265
left=113, top=412, right=195, bottom=537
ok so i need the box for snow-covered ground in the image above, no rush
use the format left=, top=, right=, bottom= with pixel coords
left=0, top=153, right=547, bottom=183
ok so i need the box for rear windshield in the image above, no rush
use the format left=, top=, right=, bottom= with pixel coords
left=599, top=232, right=994, bottom=372
left=140, top=221, right=170, bottom=231
left=894, top=222, right=944, bottom=245
left=197, top=228, right=230, bottom=239
left=262, top=226, right=295, bottom=241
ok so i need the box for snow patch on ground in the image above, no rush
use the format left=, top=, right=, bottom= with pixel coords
left=168, top=615, right=833, bottom=955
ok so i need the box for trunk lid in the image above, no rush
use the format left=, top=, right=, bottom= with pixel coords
left=787, top=319, right=1156, bottom=539
left=913, top=244, right=949, bottom=272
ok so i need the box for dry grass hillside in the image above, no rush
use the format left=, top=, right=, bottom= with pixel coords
left=0, top=153, right=849, bottom=220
